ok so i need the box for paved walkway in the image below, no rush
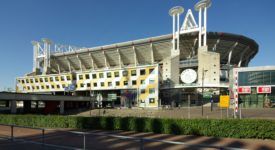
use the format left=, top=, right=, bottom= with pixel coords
left=75, top=107, right=275, bottom=119
left=0, top=125, right=274, bottom=150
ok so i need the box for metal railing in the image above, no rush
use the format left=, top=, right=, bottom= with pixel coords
left=0, top=123, right=246, bottom=150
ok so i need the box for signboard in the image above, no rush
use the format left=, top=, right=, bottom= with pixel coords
left=257, top=86, right=271, bottom=94
left=219, top=95, right=230, bottom=108
left=238, top=86, right=251, bottom=94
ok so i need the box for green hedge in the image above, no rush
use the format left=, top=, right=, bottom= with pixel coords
left=0, top=115, right=274, bottom=140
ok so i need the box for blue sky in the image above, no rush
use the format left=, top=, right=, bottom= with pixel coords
left=0, top=0, right=274, bottom=90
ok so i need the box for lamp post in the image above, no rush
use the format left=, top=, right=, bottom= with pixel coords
left=201, top=68, right=208, bottom=116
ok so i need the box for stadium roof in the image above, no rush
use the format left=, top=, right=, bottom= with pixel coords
left=48, top=32, right=258, bottom=74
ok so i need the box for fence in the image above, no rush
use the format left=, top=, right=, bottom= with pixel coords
left=0, top=123, right=246, bottom=150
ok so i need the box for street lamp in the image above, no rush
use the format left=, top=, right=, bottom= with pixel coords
left=201, top=68, right=208, bottom=116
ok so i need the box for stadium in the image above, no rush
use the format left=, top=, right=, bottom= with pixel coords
left=15, top=0, right=260, bottom=112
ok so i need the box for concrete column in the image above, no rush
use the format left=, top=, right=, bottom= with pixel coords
left=11, top=100, right=17, bottom=114
left=23, top=101, right=32, bottom=113
left=60, top=100, right=64, bottom=114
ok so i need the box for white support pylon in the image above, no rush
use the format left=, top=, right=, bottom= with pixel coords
left=169, top=6, right=184, bottom=55
left=195, top=0, right=212, bottom=48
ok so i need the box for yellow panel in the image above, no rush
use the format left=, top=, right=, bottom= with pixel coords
left=219, top=95, right=230, bottom=108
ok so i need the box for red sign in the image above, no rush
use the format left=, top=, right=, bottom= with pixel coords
left=238, top=87, right=251, bottom=94
left=257, top=86, right=271, bottom=94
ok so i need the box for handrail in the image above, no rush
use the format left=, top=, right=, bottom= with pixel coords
left=0, top=123, right=247, bottom=150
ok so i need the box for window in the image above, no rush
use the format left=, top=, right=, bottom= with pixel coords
left=122, top=71, right=128, bottom=77
left=50, top=77, right=54, bottom=82
left=141, top=89, right=146, bottom=94
left=67, top=76, right=71, bottom=81
left=140, top=80, right=145, bottom=85
left=140, top=69, right=146, bottom=75
left=32, top=86, right=35, bottom=90
left=114, top=71, right=119, bottom=77
left=57, top=85, right=60, bottom=89
left=93, top=83, right=97, bottom=87
left=30, top=79, right=34, bottom=83
left=45, top=78, right=48, bottom=82
left=61, top=76, right=65, bottom=81
left=101, top=82, right=105, bottom=87
left=149, top=98, right=155, bottom=103
left=107, top=72, right=112, bottom=78
left=87, top=83, right=91, bottom=88
left=149, top=88, right=155, bottom=94
left=62, top=84, right=65, bottom=88
left=131, top=70, right=136, bottom=76
left=132, top=80, right=136, bottom=85
left=55, top=77, right=59, bottom=81
left=35, top=78, right=38, bottom=83
left=46, top=85, right=50, bottom=89
left=40, top=78, right=44, bottom=82
left=99, top=73, right=104, bottom=78
left=92, top=74, right=97, bottom=79
left=27, top=86, right=30, bottom=90
left=79, top=75, right=83, bottom=80
left=124, top=81, right=128, bottom=86
left=22, top=80, right=25, bottom=84
left=80, top=83, right=84, bottom=88
left=108, top=82, right=112, bottom=87
left=51, top=85, right=54, bottom=89
left=116, top=81, right=120, bottom=86
left=36, top=86, right=40, bottom=90
left=85, top=74, right=90, bottom=79
left=26, top=79, right=29, bottom=83
left=149, top=79, right=155, bottom=84
left=41, top=86, right=45, bottom=89
left=149, top=68, right=154, bottom=74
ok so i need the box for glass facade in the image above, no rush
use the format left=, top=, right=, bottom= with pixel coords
left=238, top=70, right=275, bottom=86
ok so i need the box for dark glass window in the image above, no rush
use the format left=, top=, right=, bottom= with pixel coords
left=149, top=68, right=154, bottom=74
left=238, top=70, right=275, bottom=86
left=99, top=73, right=104, bottom=78
left=107, top=72, right=112, bottom=78
left=122, top=71, right=128, bottom=77
left=140, top=69, right=146, bottom=75
left=149, top=98, right=155, bottom=103
left=141, top=89, right=146, bottom=94
left=79, top=75, right=83, bottom=80
left=92, top=74, right=97, bottom=79
left=85, top=74, right=90, bottom=79
left=114, top=72, right=119, bottom=77
left=131, top=70, right=136, bottom=76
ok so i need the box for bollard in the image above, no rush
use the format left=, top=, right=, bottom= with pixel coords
left=139, top=138, right=144, bottom=150
left=83, top=133, right=86, bottom=150
left=42, top=129, right=45, bottom=146
left=11, top=125, right=14, bottom=141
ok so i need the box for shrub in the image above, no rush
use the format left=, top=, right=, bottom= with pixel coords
left=0, top=114, right=274, bottom=140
